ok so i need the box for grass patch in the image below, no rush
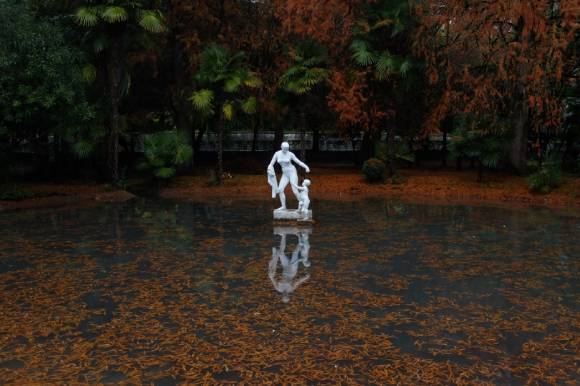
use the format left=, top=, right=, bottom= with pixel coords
left=0, top=185, right=34, bottom=201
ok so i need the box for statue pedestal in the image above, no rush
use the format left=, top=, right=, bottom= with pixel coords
left=273, top=208, right=313, bottom=223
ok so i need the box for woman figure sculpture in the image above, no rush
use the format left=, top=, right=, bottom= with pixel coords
left=267, top=142, right=310, bottom=210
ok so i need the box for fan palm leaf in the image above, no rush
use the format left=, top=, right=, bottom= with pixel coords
left=222, top=101, right=234, bottom=121
left=138, top=10, right=166, bottom=33
left=75, top=6, right=99, bottom=27
left=241, top=97, right=257, bottom=114
left=351, top=40, right=376, bottom=66
left=190, top=89, right=214, bottom=115
left=100, top=6, right=128, bottom=23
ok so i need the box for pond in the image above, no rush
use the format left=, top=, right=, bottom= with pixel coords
left=0, top=199, right=578, bottom=384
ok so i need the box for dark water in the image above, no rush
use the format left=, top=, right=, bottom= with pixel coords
left=0, top=199, right=578, bottom=384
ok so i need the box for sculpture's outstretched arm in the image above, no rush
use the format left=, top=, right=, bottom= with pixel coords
left=267, top=152, right=277, bottom=173
left=290, top=153, right=310, bottom=173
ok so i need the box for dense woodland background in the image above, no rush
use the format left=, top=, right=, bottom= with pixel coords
left=1, top=0, right=579, bottom=191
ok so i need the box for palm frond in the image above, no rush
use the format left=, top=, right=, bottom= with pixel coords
left=399, top=59, right=411, bottom=78
left=72, top=140, right=95, bottom=159
left=100, top=6, right=128, bottom=24
left=241, top=97, right=257, bottom=114
left=75, top=6, right=99, bottom=27
left=243, top=73, right=262, bottom=88
left=375, top=52, right=396, bottom=80
left=92, top=34, right=107, bottom=53
left=224, top=76, right=243, bottom=93
left=138, top=10, right=166, bottom=33
left=222, top=101, right=234, bottom=121
left=190, top=89, right=214, bottom=115
left=351, top=39, right=376, bottom=67
left=82, top=64, right=97, bottom=83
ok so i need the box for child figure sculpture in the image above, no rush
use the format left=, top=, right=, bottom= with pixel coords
left=296, top=179, right=311, bottom=215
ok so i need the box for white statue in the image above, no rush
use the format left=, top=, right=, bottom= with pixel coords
left=267, top=142, right=312, bottom=220
left=267, top=142, right=310, bottom=211
left=269, top=227, right=311, bottom=303
left=296, top=179, right=311, bottom=214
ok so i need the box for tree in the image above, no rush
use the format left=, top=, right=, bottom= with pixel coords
left=328, top=0, right=420, bottom=166
left=74, top=0, right=166, bottom=183
left=279, top=41, right=329, bottom=160
left=171, top=0, right=286, bottom=157
left=190, top=44, right=261, bottom=183
left=414, top=0, right=578, bottom=172
left=0, top=0, right=95, bottom=179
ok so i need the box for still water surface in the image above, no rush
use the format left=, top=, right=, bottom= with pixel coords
left=0, top=199, right=578, bottom=384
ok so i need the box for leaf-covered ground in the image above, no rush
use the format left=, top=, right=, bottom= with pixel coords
left=162, top=169, right=580, bottom=209
left=0, top=199, right=578, bottom=384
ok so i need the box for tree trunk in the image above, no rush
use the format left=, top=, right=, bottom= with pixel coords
left=273, top=112, right=283, bottom=151
left=108, top=35, right=122, bottom=184
left=173, top=35, right=193, bottom=172
left=477, top=160, right=483, bottom=183
left=216, top=117, right=224, bottom=183
left=510, top=103, right=529, bottom=173
left=193, top=123, right=207, bottom=165
left=312, top=127, right=320, bottom=153
left=251, top=115, right=259, bottom=152
left=359, top=131, right=373, bottom=166
left=386, top=128, right=395, bottom=177
left=442, top=129, right=448, bottom=168
left=300, top=110, right=306, bottom=161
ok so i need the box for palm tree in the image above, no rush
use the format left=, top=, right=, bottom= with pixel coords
left=190, top=44, right=261, bottom=183
left=74, top=0, right=166, bottom=184
left=349, top=0, right=415, bottom=170
left=279, top=42, right=329, bottom=161
left=349, top=0, right=413, bottom=80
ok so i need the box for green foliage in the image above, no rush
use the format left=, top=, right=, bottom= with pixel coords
left=191, top=44, right=261, bottom=121
left=350, top=0, right=414, bottom=80
left=75, top=3, right=165, bottom=31
left=450, top=128, right=505, bottom=169
left=450, top=115, right=508, bottom=181
left=0, top=0, right=96, bottom=149
left=527, top=154, right=562, bottom=194
left=362, top=158, right=386, bottom=183
left=190, top=89, right=215, bottom=116
left=139, top=131, right=193, bottom=179
left=0, top=185, right=34, bottom=201
left=280, top=42, right=329, bottom=95
left=375, top=141, right=415, bottom=165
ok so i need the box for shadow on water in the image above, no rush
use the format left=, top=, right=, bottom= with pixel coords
left=0, top=198, right=578, bottom=383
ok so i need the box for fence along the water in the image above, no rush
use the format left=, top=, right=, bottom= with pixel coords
left=197, top=132, right=362, bottom=152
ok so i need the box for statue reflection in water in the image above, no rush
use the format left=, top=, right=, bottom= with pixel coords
left=269, top=227, right=312, bottom=303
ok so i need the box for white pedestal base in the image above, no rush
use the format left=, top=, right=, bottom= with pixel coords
left=273, top=208, right=313, bottom=222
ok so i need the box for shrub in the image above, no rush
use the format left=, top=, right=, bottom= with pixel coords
left=362, top=158, right=386, bottom=183
left=138, top=131, right=193, bottom=180
left=527, top=156, right=561, bottom=194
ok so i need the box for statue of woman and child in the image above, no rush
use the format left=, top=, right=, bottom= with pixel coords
left=267, top=142, right=312, bottom=220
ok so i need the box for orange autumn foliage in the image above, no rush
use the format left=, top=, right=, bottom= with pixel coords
left=414, top=0, right=579, bottom=134
left=273, top=0, right=361, bottom=49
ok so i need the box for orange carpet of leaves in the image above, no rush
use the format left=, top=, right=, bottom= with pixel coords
left=162, top=169, right=580, bottom=209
